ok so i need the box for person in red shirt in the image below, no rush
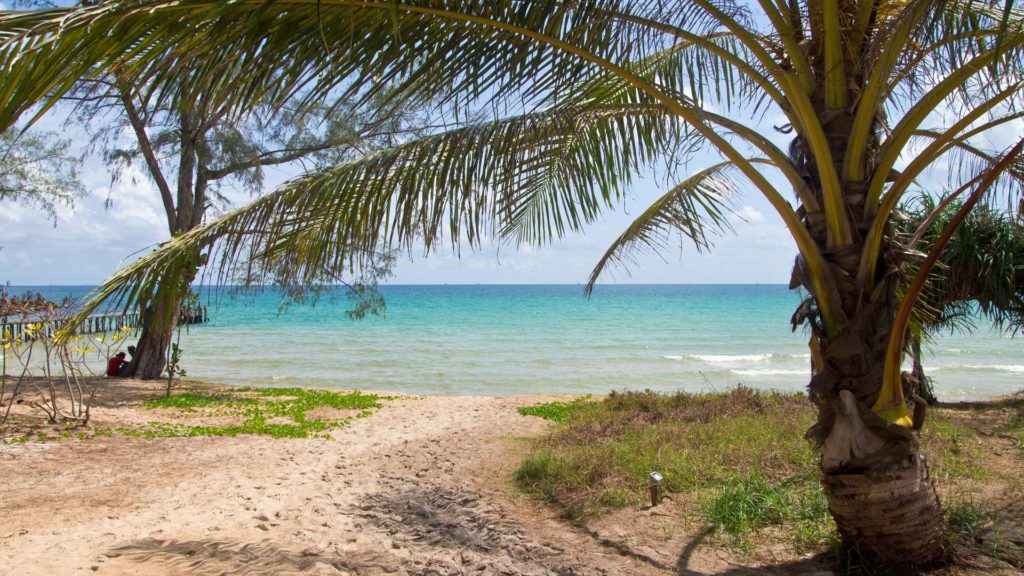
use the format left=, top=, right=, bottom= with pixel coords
left=106, top=352, right=127, bottom=377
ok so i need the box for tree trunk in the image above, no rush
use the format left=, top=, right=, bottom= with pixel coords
left=824, top=449, right=947, bottom=565
left=123, top=274, right=183, bottom=379
left=806, top=275, right=950, bottom=566
left=911, top=336, right=938, bottom=405
left=123, top=106, right=207, bottom=380
left=789, top=88, right=950, bottom=564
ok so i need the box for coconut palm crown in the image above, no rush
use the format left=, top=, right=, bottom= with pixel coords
left=2, top=0, right=1024, bottom=566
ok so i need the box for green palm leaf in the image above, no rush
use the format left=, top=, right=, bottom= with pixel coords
left=585, top=160, right=743, bottom=294
left=63, top=92, right=698, bottom=322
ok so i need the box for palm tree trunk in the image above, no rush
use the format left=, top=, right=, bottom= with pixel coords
left=911, top=335, right=938, bottom=405
left=810, top=299, right=950, bottom=565
left=825, top=453, right=947, bottom=565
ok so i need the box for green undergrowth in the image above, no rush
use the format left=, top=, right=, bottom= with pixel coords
left=517, top=396, right=593, bottom=422
left=515, top=387, right=1005, bottom=557
left=703, top=474, right=833, bottom=554
left=130, top=387, right=388, bottom=439
left=920, top=418, right=990, bottom=483
left=1, top=387, right=392, bottom=443
left=514, top=387, right=831, bottom=551
left=945, top=495, right=995, bottom=542
left=1010, top=416, right=1024, bottom=453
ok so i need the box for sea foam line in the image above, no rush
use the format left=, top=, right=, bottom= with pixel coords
left=662, top=353, right=811, bottom=363
left=932, top=364, right=1024, bottom=373
left=732, top=369, right=808, bottom=377
left=689, top=354, right=771, bottom=363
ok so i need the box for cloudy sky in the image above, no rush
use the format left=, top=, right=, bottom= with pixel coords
left=5, top=104, right=1019, bottom=287
left=0, top=139, right=798, bottom=286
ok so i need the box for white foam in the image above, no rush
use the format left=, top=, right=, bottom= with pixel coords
left=935, top=364, right=1024, bottom=373
left=732, top=369, right=808, bottom=377
left=689, top=354, right=771, bottom=363
left=662, top=355, right=685, bottom=361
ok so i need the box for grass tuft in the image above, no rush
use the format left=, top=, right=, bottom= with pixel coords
left=946, top=497, right=993, bottom=541
left=517, top=396, right=592, bottom=422
left=131, top=387, right=387, bottom=439
left=702, top=475, right=834, bottom=552
left=921, top=419, right=989, bottom=482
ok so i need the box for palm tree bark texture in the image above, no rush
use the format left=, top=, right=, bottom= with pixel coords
left=2, top=0, right=1023, bottom=566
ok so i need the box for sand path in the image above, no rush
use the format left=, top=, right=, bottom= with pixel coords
left=2, top=393, right=748, bottom=575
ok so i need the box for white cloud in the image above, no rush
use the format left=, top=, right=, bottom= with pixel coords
left=1, top=155, right=170, bottom=284
left=729, top=204, right=766, bottom=224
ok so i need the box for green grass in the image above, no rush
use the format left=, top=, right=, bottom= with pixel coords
left=514, top=387, right=836, bottom=551
left=1009, top=416, right=1024, bottom=453
left=703, top=475, right=833, bottom=552
left=128, top=387, right=389, bottom=439
left=2, top=387, right=400, bottom=444
left=515, top=388, right=1015, bottom=561
left=946, top=496, right=993, bottom=541
left=517, top=396, right=593, bottom=422
left=920, top=418, right=990, bottom=482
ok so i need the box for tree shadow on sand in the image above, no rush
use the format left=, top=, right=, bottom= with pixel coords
left=674, top=530, right=835, bottom=575
left=105, top=537, right=395, bottom=575
left=352, top=484, right=585, bottom=574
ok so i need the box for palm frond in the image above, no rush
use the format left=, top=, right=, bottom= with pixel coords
left=0, top=0, right=652, bottom=131
left=900, top=191, right=1024, bottom=335
left=585, top=160, right=743, bottom=294
left=63, top=92, right=699, bottom=322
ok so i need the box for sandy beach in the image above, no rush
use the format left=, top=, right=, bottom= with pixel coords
left=1, top=379, right=837, bottom=576
left=4, top=378, right=1022, bottom=575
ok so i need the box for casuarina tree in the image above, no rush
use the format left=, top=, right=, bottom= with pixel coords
left=72, top=76, right=413, bottom=377
left=2, top=0, right=1023, bottom=566
left=1, top=125, right=83, bottom=224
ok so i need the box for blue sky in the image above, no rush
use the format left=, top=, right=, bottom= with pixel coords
left=0, top=145, right=799, bottom=285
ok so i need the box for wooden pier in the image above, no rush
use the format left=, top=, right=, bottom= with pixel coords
left=1, top=306, right=208, bottom=342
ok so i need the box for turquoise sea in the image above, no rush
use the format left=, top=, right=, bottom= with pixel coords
left=8, top=284, right=1023, bottom=401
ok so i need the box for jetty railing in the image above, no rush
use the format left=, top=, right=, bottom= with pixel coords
left=1, top=306, right=208, bottom=342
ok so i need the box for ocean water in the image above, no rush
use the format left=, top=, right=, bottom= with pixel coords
left=7, top=285, right=1023, bottom=400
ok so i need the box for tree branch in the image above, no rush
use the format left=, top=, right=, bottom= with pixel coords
left=119, top=87, right=176, bottom=232
left=207, top=138, right=355, bottom=181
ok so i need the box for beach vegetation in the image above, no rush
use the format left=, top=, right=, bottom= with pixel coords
left=946, top=496, right=994, bottom=542
left=515, top=389, right=833, bottom=552
left=517, top=396, right=593, bottom=422
left=3, top=0, right=1024, bottom=567
left=133, top=387, right=387, bottom=438
left=899, top=198, right=1024, bottom=404
left=0, top=126, right=84, bottom=224
left=2, top=386, right=389, bottom=441
left=516, top=388, right=1018, bottom=560
left=0, top=294, right=123, bottom=427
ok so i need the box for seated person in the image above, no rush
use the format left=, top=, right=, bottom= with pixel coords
left=106, top=352, right=127, bottom=377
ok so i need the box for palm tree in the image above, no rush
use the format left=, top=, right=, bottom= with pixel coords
left=2, top=0, right=1023, bottom=565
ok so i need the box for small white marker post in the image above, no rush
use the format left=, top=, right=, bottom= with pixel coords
left=649, top=471, right=663, bottom=507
